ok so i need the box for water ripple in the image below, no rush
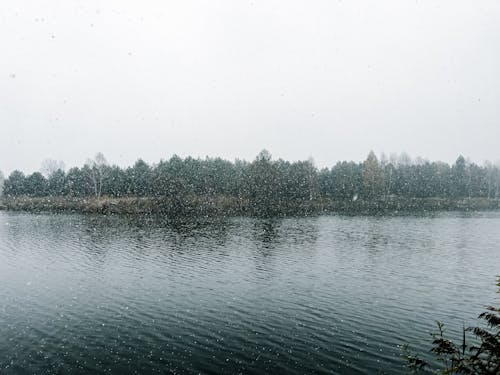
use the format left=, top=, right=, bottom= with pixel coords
left=1, top=211, right=499, bottom=374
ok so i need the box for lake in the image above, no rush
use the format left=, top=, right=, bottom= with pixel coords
left=1, top=211, right=499, bottom=374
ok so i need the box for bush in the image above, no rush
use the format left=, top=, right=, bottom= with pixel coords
left=403, top=277, right=500, bottom=374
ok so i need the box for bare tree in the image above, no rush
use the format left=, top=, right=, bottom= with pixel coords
left=40, top=159, right=65, bottom=178
left=389, top=152, right=399, bottom=167
left=85, top=153, right=108, bottom=199
left=484, top=161, right=500, bottom=200
left=398, top=152, right=412, bottom=166
left=380, top=152, right=394, bottom=200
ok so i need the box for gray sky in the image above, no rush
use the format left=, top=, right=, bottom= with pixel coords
left=1, top=0, right=499, bottom=175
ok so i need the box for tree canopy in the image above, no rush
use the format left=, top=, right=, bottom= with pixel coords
left=2, top=152, right=500, bottom=214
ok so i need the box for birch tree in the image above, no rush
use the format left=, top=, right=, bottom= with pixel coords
left=85, top=153, right=108, bottom=199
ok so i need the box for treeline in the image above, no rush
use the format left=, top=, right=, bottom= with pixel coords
left=1, top=150, right=500, bottom=215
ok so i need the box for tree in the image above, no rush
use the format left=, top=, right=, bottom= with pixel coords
left=380, top=154, right=396, bottom=199
left=2, top=151, right=499, bottom=208
left=66, top=167, right=91, bottom=197
left=85, top=153, right=108, bottom=199
left=451, top=155, right=468, bottom=198
left=103, top=166, right=129, bottom=197
left=151, top=156, right=194, bottom=215
left=362, top=151, right=384, bottom=198
left=286, top=159, right=318, bottom=202
left=40, top=159, right=65, bottom=178
left=398, top=152, right=413, bottom=166
left=485, top=162, right=500, bottom=200
left=495, top=163, right=500, bottom=200
left=318, top=161, right=363, bottom=200
left=246, top=150, right=281, bottom=216
left=25, top=172, right=48, bottom=196
left=47, top=169, right=67, bottom=196
left=3, top=170, right=26, bottom=197
left=126, top=159, right=152, bottom=196
left=0, top=170, right=4, bottom=196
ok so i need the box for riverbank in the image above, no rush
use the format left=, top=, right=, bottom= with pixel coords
left=0, top=196, right=246, bottom=216
left=1, top=196, right=499, bottom=216
left=321, top=197, right=500, bottom=214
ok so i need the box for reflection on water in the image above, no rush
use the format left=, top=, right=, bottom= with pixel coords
left=0, top=211, right=499, bottom=374
left=254, top=218, right=280, bottom=247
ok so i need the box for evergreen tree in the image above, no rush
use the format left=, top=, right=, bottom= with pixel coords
left=3, top=170, right=27, bottom=197
left=362, top=151, right=384, bottom=199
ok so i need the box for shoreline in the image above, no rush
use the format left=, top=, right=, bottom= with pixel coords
left=1, top=196, right=499, bottom=216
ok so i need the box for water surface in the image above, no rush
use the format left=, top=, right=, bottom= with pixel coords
left=1, top=211, right=499, bottom=374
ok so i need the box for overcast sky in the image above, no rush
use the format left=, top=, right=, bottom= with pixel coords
left=1, top=0, right=499, bottom=175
